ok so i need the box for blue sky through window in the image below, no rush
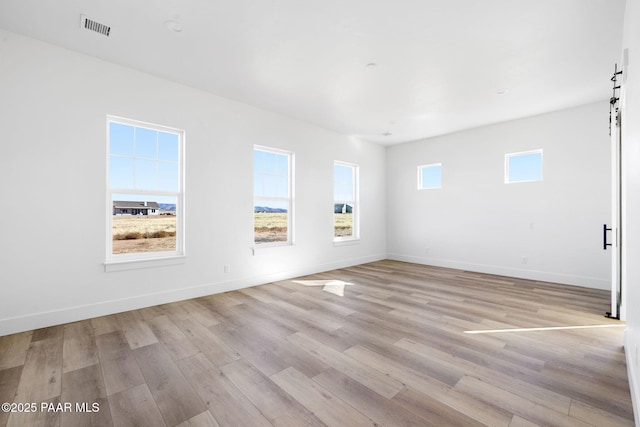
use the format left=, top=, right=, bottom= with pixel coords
left=334, top=163, right=354, bottom=201
left=254, top=148, right=290, bottom=207
left=109, top=122, right=180, bottom=199
left=507, top=151, right=542, bottom=183
left=109, top=123, right=134, bottom=156
left=419, top=164, right=442, bottom=189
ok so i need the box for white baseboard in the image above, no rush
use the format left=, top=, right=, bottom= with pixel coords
left=0, top=254, right=385, bottom=336
left=624, top=331, right=640, bottom=427
left=387, top=253, right=609, bottom=290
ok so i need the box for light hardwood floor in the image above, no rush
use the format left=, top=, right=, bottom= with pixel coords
left=0, top=260, right=634, bottom=426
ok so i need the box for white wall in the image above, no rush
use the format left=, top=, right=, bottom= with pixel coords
left=620, top=0, right=640, bottom=422
left=0, top=30, right=386, bottom=336
left=386, top=102, right=611, bottom=289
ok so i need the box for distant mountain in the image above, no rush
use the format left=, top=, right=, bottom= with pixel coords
left=158, top=203, right=176, bottom=212
left=255, top=206, right=287, bottom=213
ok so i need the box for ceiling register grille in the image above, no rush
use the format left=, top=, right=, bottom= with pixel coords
left=80, top=15, right=111, bottom=37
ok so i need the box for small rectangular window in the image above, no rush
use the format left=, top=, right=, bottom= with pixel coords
left=506, top=150, right=543, bottom=183
left=334, top=161, right=359, bottom=241
left=254, top=146, right=294, bottom=245
left=107, top=117, right=184, bottom=261
left=418, top=163, right=442, bottom=190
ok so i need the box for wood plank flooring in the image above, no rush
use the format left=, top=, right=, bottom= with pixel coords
left=0, top=260, right=634, bottom=426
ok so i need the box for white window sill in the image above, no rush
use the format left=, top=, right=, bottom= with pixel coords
left=251, top=242, right=295, bottom=255
left=333, top=238, right=360, bottom=247
left=104, top=255, right=186, bottom=272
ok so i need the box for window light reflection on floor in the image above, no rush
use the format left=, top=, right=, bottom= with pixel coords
left=464, top=324, right=625, bottom=334
left=292, top=280, right=353, bottom=296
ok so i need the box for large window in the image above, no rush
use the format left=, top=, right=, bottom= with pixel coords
left=254, top=146, right=293, bottom=245
left=505, top=149, right=543, bottom=183
left=107, top=117, right=184, bottom=260
left=334, top=161, right=359, bottom=241
left=418, top=163, right=442, bottom=190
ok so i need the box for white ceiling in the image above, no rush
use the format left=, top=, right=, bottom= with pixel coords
left=0, top=0, right=626, bottom=145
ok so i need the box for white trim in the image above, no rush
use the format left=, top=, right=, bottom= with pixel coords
left=333, top=239, right=360, bottom=247
left=387, top=253, right=609, bottom=289
left=254, top=144, right=292, bottom=157
left=624, top=332, right=640, bottom=426
left=333, top=160, right=360, bottom=242
left=104, top=255, right=186, bottom=272
left=106, top=115, right=185, bottom=263
left=0, top=253, right=385, bottom=337
left=251, top=241, right=296, bottom=250
left=253, top=145, right=295, bottom=246
left=108, top=115, right=184, bottom=134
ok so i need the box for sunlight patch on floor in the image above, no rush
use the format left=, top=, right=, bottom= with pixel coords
left=464, top=324, right=625, bottom=334
left=292, top=279, right=353, bottom=296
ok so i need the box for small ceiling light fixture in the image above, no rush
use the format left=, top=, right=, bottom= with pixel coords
left=165, top=20, right=183, bottom=33
left=382, top=131, right=392, bottom=137
left=365, top=62, right=378, bottom=69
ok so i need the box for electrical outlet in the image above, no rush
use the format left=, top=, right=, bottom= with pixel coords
left=224, top=265, right=231, bottom=273
left=521, top=256, right=528, bottom=264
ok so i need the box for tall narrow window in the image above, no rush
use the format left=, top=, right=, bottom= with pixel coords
left=334, top=161, right=359, bottom=241
left=506, top=150, right=543, bottom=183
left=254, top=146, right=293, bottom=245
left=418, top=163, right=442, bottom=190
left=107, top=117, right=184, bottom=260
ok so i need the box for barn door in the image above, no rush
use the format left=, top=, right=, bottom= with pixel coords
left=605, top=104, right=622, bottom=319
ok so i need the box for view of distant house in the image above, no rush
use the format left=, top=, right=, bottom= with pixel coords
left=113, top=201, right=160, bottom=215
left=334, top=203, right=353, bottom=214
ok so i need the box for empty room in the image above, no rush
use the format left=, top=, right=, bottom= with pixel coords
left=2, top=0, right=640, bottom=426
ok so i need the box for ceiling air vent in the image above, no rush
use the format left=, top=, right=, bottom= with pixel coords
left=80, top=15, right=111, bottom=37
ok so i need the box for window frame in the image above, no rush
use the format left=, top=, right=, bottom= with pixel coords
left=253, top=145, right=295, bottom=247
left=417, top=163, right=442, bottom=190
left=105, top=116, right=185, bottom=266
left=505, top=149, right=543, bottom=184
left=333, top=160, right=360, bottom=243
